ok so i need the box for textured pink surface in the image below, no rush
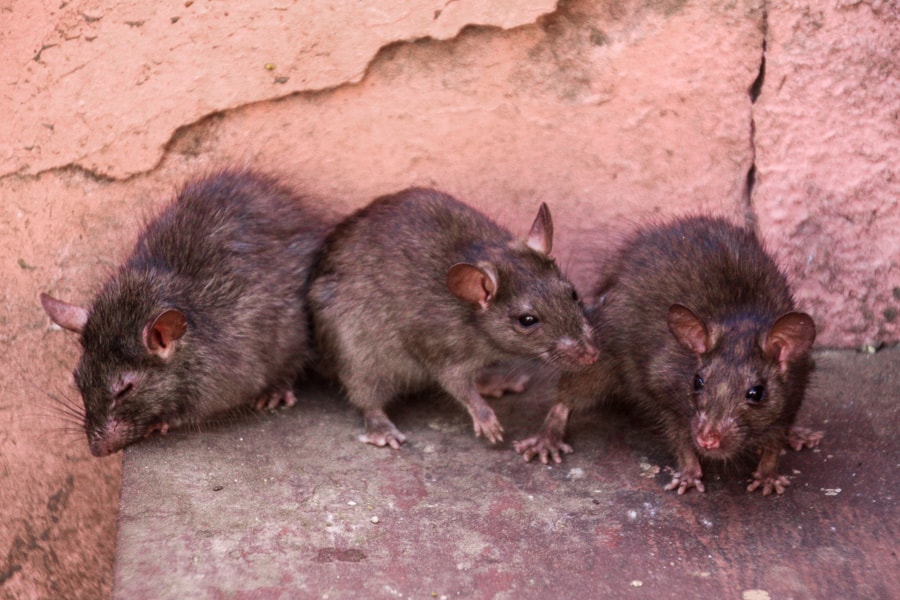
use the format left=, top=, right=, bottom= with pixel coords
left=1, top=0, right=556, bottom=178
left=754, top=1, right=900, bottom=348
left=1, top=0, right=897, bottom=597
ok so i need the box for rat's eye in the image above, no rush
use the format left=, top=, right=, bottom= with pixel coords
left=693, top=374, right=705, bottom=391
left=115, top=383, right=134, bottom=399
left=571, top=289, right=579, bottom=302
left=517, top=314, right=540, bottom=328
left=746, top=385, right=766, bottom=403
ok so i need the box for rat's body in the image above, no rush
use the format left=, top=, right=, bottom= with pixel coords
left=307, top=188, right=598, bottom=448
left=42, top=169, right=331, bottom=456
left=515, top=216, right=820, bottom=495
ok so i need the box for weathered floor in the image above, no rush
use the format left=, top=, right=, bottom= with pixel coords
left=114, top=348, right=899, bottom=599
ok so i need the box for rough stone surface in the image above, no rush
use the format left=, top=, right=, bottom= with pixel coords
left=1, top=0, right=556, bottom=178
left=1, top=0, right=897, bottom=598
left=753, top=1, right=900, bottom=348
left=114, top=349, right=899, bottom=598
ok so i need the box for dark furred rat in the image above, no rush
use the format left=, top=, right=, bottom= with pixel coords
left=307, top=187, right=599, bottom=448
left=41, top=169, right=332, bottom=457
left=515, top=216, right=821, bottom=495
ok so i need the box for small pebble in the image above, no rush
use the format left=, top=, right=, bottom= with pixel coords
left=370, top=516, right=379, bottom=524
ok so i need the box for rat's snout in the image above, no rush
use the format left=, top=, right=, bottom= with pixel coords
left=693, top=412, right=738, bottom=456
left=555, top=328, right=600, bottom=368
left=578, top=340, right=600, bottom=365
left=579, top=322, right=600, bottom=365
left=696, top=430, right=722, bottom=450
left=88, top=418, right=126, bottom=457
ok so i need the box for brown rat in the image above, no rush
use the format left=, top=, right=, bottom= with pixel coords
left=41, top=169, right=332, bottom=457
left=307, top=187, right=599, bottom=448
left=514, top=216, right=821, bottom=495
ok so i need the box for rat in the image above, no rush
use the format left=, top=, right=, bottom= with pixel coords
left=307, top=187, right=599, bottom=449
left=41, top=169, right=333, bottom=457
left=514, top=215, right=821, bottom=495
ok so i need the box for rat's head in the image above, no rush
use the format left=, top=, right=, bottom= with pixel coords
left=667, top=304, right=816, bottom=461
left=41, top=281, right=192, bottom=457
left=446, top=202, right=598, bottom=370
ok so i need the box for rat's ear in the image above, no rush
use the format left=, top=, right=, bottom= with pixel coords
left=447, top=262, right=498, bottom=309
left=143, top=309, right=188, bottom=360
left=525, top=202, right=553, bottom=255
left=667, top=304, right=710, bottom=355
left=40, top=293, right=89, bottom=334
left=763, top=312, right=816, bottom=370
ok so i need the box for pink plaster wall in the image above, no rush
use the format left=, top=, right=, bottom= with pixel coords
left=1, top=1, right=897, bottom=597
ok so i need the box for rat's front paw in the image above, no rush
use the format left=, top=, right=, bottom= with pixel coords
left=664, top=468, right=705, bottom=495
left=359, top=429, right=407, bottom=450
left=472, top=409, right=504, bottom=444
left=747, top=470, right=790, bottom=496
left=513, top=435, right=573, bottom=464
left=361, top=411, right=407, bottom=449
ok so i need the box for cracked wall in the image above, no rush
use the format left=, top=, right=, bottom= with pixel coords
left=1, top=0, right=897, bottom=597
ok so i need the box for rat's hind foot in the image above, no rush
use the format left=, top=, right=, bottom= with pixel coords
left=475, top=371, right=530, bottom=399
left=786, top=425, right=824, bottom=451
left=255, top=388, right=298, bottom=411
left=360, top=409, right=407, bottom=449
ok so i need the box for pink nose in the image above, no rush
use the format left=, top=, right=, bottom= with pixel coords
left=579, top=343, right=600, bottom=365
left=696, top=432, right=721, bottom=450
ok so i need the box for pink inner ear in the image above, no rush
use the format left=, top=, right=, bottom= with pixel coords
left=667, top=304, right=710, bottom=355
left=146, top=309, right=187, bottom=352
left=765, top=312, right=816, bottom=364
left=525, top=202, right=554, bottom=255
left=446, top=263, right=496, bottom=306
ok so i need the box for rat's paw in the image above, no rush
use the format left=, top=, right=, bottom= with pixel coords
left=359, top=428, right=407, bottom=450
left=664, top=469, right=706, bottom=495
left=255, top=389, right=298, bottom=411
left=786, top=426, right=824, bottom=452
left=476, top=372, right=530, bottom=399
left=360, top=412, right=407, bottom=449
left=513, top=435, right=573, bottom=464
left=747, top=471, right=790, bottom=496
left=473, top=411, right=505, bottom=444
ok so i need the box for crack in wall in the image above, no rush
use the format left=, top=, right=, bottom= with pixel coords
left=744, top=3, right=768, bottom=234
left=3, top=4, right=563, bottom=186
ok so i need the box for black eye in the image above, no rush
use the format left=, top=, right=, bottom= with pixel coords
left=693, top=374, right=705, bottom=391
left=746, top=385, right=766, bottom=403
left=571, top=289, right=579, bottom=302
left=517, top=314, right=540, bottom=328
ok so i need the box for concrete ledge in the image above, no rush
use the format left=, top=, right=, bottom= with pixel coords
left=114, top=348, right=899, bottom=598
